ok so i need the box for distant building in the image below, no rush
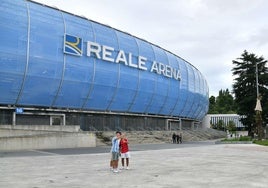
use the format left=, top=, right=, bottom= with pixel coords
left=206, top=114, right=245, bottom=130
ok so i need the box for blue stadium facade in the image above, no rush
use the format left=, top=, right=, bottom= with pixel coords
left=0, top=0, right=209, bottom=130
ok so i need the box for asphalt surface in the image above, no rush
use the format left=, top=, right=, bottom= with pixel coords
left=0, top=141, right=214, bottom=158
left=1, top=141, right=268, bottom=188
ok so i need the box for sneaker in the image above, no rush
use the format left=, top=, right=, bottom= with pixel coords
left=126, top=167, right=129, bottom=170
left=113, top=169, right=119, bottom=173
left=110, top=167, right=113, bottom=171
left=120, top=167, right=125, bottom=170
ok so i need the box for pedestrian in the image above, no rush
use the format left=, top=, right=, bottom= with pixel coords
left=179, top=132, right=182, bottom=144
left=176, top=134, right=180, bottom=144
left=110, top=131, right=122, bottom=173
left=120, top=133, right=130, bottom=170
left=172, top=133, right=176, bottom=144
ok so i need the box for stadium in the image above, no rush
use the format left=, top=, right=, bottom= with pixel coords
left=0, top=0, right=209, bottom=131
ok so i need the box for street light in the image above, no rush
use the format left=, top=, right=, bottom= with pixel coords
left=255, top=62, right=263, bottom=140
left=256, top=62, right=259, bottom=98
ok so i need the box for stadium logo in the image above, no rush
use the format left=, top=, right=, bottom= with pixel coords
left=64, top=34, right=82, bottom=56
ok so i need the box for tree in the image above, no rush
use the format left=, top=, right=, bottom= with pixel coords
left=208, top=89, right=236, bottom=114
left=217, top=89, right=236, bottom=113
left=208, top=96, right=217, bottom=114
left=216, top=119, right=225, bottom=131
left=226, top=120, right=236, bottom=135
left=232, top=50, right=268, bottom=137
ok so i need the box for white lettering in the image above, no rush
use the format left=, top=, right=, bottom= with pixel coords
left=128, top=53, right=138, bottom=68
left=159, top=63, right=165, bottom=75
left=150, top=61, right=181, bottom=80
left=86, top=40, right=180, bottom=81
left=165, top=65, right=172, bottom=78
left=150, top=61, right=159, bottom=74
left=115, top=50, right=127, bottom=65
left=102, top=45, right=114, bottom=62
left=138, top=56, right=147, bottom=71
left=174, top=70, right=181, bottom=80
left=87, top=41, right=101, bottom=59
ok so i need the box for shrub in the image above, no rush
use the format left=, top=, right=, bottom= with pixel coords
left=221, top=136, right=252, bottom=142
left=253, top=140, right=268, bottom=146
left=238, top=136, right=252, bottom=141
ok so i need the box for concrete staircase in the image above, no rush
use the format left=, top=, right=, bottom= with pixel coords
left=95, top=128, right=226, bottom=146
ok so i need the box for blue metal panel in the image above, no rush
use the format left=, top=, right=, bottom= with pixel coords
left=172, top=58, right=188, bottom=116
left=0, top=0, right=27, bottom=104
left=129, top=39, right=156, bottom=113
left=183, top=64, right=196, bottom=118
left=191, top=69, right=201, bottom=119
left=17, top=2, right=64, bottom=106
left=108, top=31, right=139, bottom=111
left=147, top=45, right=169, bottom=114
left=198, top=72, right=208, bottom=120
left=52, top=13, right=95, bottom=108
left=192, top=71, right=203, bottom=119
left=83, top=22, right=119, bottom=110
left=159, top=52, right=180, bottom=115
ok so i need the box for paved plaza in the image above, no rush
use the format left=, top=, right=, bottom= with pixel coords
left=1, top=142, right=268, bottom=188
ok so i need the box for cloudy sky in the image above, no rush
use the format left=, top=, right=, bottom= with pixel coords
left=33, top=0, right=268, bottom=96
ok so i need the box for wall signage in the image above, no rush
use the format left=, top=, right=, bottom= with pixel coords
left=64, top=34, right=181, bottom=81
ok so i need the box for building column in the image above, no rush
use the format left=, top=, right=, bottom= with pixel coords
left=191, top=121, right=194, bottom=130
left=12, top=112, right=16, bottom=126
left=165, top=119, right=169, bottom=131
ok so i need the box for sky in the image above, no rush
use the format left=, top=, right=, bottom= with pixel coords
left=33, top=0, right=268, bottom=97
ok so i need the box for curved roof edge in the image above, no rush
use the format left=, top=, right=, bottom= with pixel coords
left=28, top=0, right=202, bottom=74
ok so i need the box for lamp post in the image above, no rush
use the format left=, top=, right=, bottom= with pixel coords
left=255, top=62, right=263, bottom=140
left=256, top=62, right=259, bottom=98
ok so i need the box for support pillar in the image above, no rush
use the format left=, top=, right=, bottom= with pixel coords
left=191, top=121, right=194, bottom=130
left=12, top=112, right=16, bottom=126
left=165, top=119, right=169, bottom=131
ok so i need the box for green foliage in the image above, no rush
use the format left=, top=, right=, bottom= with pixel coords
left=208, top=89, right=237, bottom=114
left=226, top=120, right=236, bottom=133
left=211, top=119, right=225, bottom=131
left=222, top=136, right=252, bottom=142
left=253, top=140, right=268, bottom=146
left=232, top=50, right=268, bottom=136
left=238, top=136, right=252, bottom=141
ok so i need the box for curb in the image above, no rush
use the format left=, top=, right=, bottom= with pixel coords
left=215, top=141, right=253, bottom=144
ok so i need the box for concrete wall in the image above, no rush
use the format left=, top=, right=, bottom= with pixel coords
left=202, top=115, right=210, bottom=129
left=0, top=129, right=50, bottom=137
left=0, top=125, right=80, bottom=132
left=0, top=132, right=96, bottom=151
left=0, top=125, right=96, bottom=151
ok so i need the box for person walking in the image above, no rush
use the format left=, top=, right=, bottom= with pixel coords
left=176, top=134, right=180, bottom=144
left=172, top=133, right=176, bottom=144
left=110, top=131, right=121, bottom=173
left=119, top=133, right=130, bottom=170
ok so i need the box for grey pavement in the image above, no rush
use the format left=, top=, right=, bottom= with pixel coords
left=1, top=142, right=268, bottom=188
left=0, top=141, right=213, bottom=158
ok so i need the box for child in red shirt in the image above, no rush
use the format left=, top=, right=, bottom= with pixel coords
left=119, top=133, right=130, bottom=170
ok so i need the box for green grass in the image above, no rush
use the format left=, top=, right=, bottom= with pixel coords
left=253, top=140, right=268, bottom=146
left=221, top=136, right=268, bottom=146
left=221, top=136, right=252, bottom=142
